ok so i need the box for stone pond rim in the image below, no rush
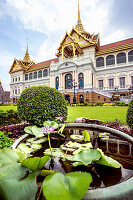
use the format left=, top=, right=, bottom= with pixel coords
left=11, top=123, right=133, bottom=200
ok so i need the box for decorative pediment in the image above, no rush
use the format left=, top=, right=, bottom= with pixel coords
left=9, top=59, right=23, bottom=74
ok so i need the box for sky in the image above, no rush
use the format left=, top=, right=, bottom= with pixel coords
left=0, top=0, right=133, bottom=90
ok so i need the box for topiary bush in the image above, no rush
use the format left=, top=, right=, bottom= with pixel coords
left=17, top=86, right=67, bottom=126
left=126, top=98, right=133, bottom=130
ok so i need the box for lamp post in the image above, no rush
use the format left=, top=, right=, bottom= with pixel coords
left=72, top=79, right=77, bottom=104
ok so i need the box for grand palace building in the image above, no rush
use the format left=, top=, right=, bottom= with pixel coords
left=9, top=1, right=133, bottom=104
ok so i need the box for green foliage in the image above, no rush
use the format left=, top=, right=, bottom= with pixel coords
left=42, top=172, right=92, bottom=200
left=94, top=102, right=104, bottom=106
left=17, top=86, right=67, bottom=126
left=96, top=149, right=122, bottom=168
left=0, top=164, right=38, bottom=200
left=0, top=131, right=13, bottom=149
left=126, top=98, right=133, bottom=129
left=43, top=121, right=58, bottom=129
left=24, top=126, right=44, bottom=137
left=0, top=109, right=21, bottom=127
left=67, top=149, right=101, bottom=166
left=0, top=148, right=39, bottom=200
left=21, top=156, right=50, bottom=170
left=82, top=130, right=90, bottom=142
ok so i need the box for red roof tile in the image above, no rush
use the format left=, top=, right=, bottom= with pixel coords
left=98, top=38, right=133, bottom=51
left=30, top=58, right=58, bottom=69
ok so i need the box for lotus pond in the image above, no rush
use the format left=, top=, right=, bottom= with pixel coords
left=0, top=121, right=133, bottom=200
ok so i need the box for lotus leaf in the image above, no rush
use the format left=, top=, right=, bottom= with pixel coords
left=21, top=156, right=50, bottom=170
left=95, top=149, right=122, bottom=168
left=43, top=121, right=58, bottom=129
left=26, top=137, right=48, bottom=144
left=70, top=134, right=84, bottom=142
left=0, top=148, right=24, bottom=167
left=60, top=142, right=92, bottom=154
left=17, top=143, right=33, bottom=154
left=0, top=164, right=38, bottom=200
left=30, top=144, right=42, bottom=150
left=24, top=126, right=44, bottom=137
left=66, top=149, right=101, bottom=166
left=24, top=126, right=33, bottom=134
left=40, top=169, right=55, bottom=176
left=42, top=172, right=92, bottom=200
left=82, top=130, right=90, bottom=142
left=31, top=126, right=44, bottom=137
left=72, top=143, right=92, bottom=155
left=44, top=148, right=65, bottom=158
left=64, top=141, right=81, bottom=148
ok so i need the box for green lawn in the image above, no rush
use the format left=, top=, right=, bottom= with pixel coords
left=66, top=106, right=128, bottom=123
left=0, top=106, right=128, bottom=124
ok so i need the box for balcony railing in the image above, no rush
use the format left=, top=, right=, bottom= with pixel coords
left=94, top=85, right=133, bottom=91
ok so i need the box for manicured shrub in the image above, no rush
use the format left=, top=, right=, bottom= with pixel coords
left=126, top=98, right=133, bottom=130
left=76, top=103, right=85, bottom=106
left=0, top=109, right=21, bottom=127
left=17, top=86, right=67, bottom=126
left=103, top=103, right=113, bottom=106
left=94, top=102, right=104, bottom=106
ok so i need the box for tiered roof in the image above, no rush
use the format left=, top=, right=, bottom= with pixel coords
left=96, top=38, right=133, bottom=56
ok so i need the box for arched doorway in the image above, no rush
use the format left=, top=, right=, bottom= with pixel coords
left=65, top=95, right=70, bottom=103
left=79, top=95, right=84, bottom=103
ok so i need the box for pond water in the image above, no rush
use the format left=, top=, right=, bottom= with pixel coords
left=32, top=127, right=133, bottom=190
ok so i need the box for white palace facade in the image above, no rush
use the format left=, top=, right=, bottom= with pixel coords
left=9, top=2, right=133, bottom=104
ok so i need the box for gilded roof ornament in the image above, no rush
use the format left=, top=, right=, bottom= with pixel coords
left=23, top=39, right=32, bottom=64
left=75, top=0, right=86, bottom=34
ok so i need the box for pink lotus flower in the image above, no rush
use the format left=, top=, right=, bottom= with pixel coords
left=55, top=117, right=64, bottom=121
left=42, top=127, right=55, bottom=134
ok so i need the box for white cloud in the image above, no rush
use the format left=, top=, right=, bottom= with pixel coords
left=0, top=51, right=14, bottom=89
left=101, top=30, right=127, bottom=45
left=2, top=0, right=116, bottom=61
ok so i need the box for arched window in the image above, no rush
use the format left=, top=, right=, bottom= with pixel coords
left=38, top=70, right=42, bottom=78
left=55, top=76, right=59, bottom=90
left=65, top=74, right=73, bottom=89
left=128, top=50, right=133, bottom=62
left=117, top=52, right=126, bottom=64
left=25, top=74, right=28, bottom=81
left=78, top=73, right=84, bottom=89
left=96, top=57, right=104, bottom=67
left=34, top=72, right=37, bottom=79
left=43, top=69, right=48, bottom=77
left=29, top=73, right=32, bottom=80
left=79, top=95, right=84, bottom=103
left=106, top=55, right=115, bottom=66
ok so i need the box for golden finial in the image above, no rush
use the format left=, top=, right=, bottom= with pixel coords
left=26, top=38, right=28, bottom=53
left=78, top=0, right=81, bottom=24
left=75, top=0, right=85, bottom=33
left=0, top=78, right=2, bottom=85
left=23, top=39, right=31, bottom=64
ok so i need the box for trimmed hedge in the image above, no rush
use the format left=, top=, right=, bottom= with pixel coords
left=0, top=109, right=21, bottom=127
left=17, top=86, right=68, bottom=126
left=127, top=98, right=133, bottom=130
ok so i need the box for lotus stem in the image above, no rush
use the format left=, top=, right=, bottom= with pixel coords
left=48, top=134, right=52, bottom=157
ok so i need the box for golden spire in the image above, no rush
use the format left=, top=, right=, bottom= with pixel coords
left=78, top=0, right=81, bottom=24
left=0, top=78, right=2, bottom=85
left=23, top=39, right=31, bottom=64
left=75, top=0, right=85, bottom=33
